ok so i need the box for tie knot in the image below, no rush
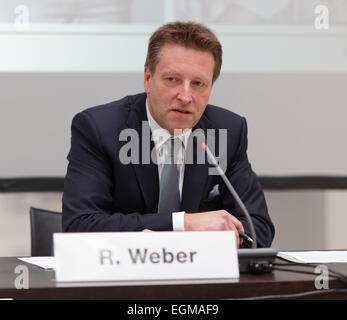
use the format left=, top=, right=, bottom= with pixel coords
left=170, top=137, right=178, bottom=154
left=161, top=137, right=182, bottom=164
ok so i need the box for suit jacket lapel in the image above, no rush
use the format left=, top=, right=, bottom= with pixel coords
left=126, top=94, right=159, bottom=213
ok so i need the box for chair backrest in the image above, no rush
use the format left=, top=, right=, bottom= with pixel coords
left=29, top=207, right=62, bottom=256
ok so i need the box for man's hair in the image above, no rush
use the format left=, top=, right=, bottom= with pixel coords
left=145, top=21, right=222, bottom=83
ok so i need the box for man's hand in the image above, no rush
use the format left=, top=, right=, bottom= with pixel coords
left=184, top=210, right=244, bottom=248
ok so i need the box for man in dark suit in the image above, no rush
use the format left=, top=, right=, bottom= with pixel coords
left=62, top=22, right=275, bottom=248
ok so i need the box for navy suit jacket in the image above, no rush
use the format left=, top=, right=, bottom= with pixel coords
left=62, top=92, right=275, bottom=247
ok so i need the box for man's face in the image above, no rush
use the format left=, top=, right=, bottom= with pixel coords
left=144, top=43, right=215, bottom=135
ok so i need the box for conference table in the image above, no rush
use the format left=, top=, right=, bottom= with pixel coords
left=0, top=257, right=347, bottom=300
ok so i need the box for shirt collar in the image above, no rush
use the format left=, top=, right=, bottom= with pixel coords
left=146, top=98, right=192, bottom=149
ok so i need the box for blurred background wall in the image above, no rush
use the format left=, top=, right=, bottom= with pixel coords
left=0, top=0, right=346, bottom=256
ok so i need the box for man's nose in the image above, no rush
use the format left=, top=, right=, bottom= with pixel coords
left=177, top=83, right=192, bottom=105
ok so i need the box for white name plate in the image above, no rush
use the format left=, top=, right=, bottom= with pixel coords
left=54, top=231, right=239, bottom=282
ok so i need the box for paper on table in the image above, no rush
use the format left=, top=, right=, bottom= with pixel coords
left=278, top=251, right=347, bottom=264
left=18, top=257, right=56, bottom=270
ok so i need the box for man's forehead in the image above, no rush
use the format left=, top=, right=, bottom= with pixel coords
left=158, top=42, right=213, bottom=58
left=155, top=45, right=214, bottom=79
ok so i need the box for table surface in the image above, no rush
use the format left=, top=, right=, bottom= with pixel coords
left=1, top=257, right=347, bottom=299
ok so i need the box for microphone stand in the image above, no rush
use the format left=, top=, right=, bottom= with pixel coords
left=202, top=142, right=277, bottom=273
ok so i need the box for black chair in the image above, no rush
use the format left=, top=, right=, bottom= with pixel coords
left=29, top=207, right=62, bottom=256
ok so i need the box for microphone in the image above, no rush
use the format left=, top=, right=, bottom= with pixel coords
left=201, top=142, right=277, bottom=272
left=201, top=142, right=257, bottom=248
left=238, top=230, right=254, bottom=245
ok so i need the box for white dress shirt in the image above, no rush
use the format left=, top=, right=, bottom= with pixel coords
left=146, top=100, right=191, bottom=231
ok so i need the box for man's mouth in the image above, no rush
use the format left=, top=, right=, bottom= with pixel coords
left=172, top=108, right=191, bottom=114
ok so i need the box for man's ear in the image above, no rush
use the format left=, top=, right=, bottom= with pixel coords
left=144, top=67, right=151, bottom=94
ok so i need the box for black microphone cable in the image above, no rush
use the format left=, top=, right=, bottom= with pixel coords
left=273, top=262, right=347, bottom=284
left=256, top=261, right=347, bottom=285
left=228, top=262, right=347, bottom=300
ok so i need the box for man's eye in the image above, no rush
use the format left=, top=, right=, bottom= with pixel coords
left=194, top=81, right=203, bottom=87
left=167, top=77, right=175, bottom=82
